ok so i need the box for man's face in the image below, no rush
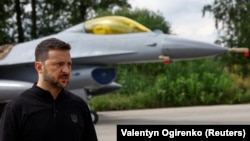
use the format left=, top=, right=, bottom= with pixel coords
left=42, top=49, right=72, bottom=89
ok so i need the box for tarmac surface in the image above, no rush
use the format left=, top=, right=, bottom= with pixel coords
left=94, top=103, right=250, bottom=141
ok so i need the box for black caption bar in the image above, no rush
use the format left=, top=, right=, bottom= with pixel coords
left=117, top=125, right=249, bottom=141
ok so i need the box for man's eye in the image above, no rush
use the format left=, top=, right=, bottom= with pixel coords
left=56, top=63, right=63, bottom=66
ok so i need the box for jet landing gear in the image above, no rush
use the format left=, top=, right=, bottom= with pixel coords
left=69, top=89, right=99, bottom=124
left=90, top=111, right=98, bottom=124
left=86, top=95, right=98, bottom=124
left=86, top=92, right=99, bottom=124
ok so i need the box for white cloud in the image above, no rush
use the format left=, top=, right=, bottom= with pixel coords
left=128, top=0, right=217, bottom=43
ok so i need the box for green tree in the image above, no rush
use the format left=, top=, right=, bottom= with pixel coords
left=0, top=0, right=130, bottom=44
left=203, top=0, right=250, bottom=75
left=0, top=0, right=14, bottom=44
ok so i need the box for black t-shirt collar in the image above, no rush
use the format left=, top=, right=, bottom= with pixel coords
left=30, top=83, right=65, bottom=102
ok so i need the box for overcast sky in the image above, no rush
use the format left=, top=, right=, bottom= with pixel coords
left=128, top=0, right=217, bottom=43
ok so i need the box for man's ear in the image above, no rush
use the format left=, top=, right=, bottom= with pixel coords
left=34, top=61, right=43, bottom=73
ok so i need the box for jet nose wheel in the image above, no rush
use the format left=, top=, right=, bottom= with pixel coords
left=91, top=111, right=98, bottom=124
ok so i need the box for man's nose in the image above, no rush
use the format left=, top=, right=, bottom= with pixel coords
left=62, top=65, right=71, bottom=73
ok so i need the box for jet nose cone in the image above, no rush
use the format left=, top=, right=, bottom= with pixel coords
left=162, top=35, right=227, bottom=61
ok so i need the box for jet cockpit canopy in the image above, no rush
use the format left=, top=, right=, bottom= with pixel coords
left=84, top=16, right=151, bottom=34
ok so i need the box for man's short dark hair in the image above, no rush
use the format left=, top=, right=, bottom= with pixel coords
left=35, top=38, right=71, bottom=62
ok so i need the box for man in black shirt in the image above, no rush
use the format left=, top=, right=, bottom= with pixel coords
left=0, top=38, right=98, bottom=141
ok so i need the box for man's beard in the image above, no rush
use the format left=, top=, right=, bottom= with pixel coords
left=43, top=67, right=69, bottom=89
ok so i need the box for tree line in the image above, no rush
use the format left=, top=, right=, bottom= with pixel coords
left=203, top=0, right=250, bottom=75
left=0, top=0, right=130, bottom=44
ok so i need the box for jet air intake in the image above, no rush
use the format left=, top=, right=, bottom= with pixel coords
left=68, top=67, right=116, bottom=89
left=92, top=68, right=116, bottom=84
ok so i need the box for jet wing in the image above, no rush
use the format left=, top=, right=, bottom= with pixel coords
left=0, top=38, right=137, bottom=66
left=0, top=80, right=33, bottom=102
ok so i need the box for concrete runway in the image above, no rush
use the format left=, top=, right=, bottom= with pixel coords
left=94, top=103, right=250, bottom=141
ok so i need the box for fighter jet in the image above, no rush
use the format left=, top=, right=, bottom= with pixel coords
left=0, top=16, right=248, bottom=123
